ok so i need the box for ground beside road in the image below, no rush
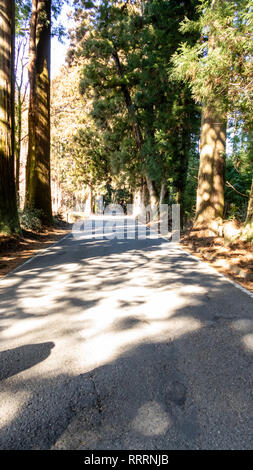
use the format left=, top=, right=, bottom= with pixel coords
left=0, top=225, right=71, bottom=278
left=181, top=227, right=253, bottom=293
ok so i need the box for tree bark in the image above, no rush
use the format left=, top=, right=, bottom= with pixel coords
left=195, top=0, right=227, bottom=229
left=0, top=0, right=20, bottom=234
left=25, top=0, right=52, bottom=225
left=195, top=105, right=226, bottom=227
left=242, top=177, right=253, bottom=241
left=159, top=182, right=167, bottom=206
left=145, top=174, right=158, bottom=212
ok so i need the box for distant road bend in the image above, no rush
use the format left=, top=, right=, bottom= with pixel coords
left=0, top=216, right=253, bottom=450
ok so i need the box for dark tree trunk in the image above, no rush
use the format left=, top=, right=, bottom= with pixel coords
left=25, top=0, right=52, bottom=225
left=242, top=177, right=253, bottom=241
left=0, top=0, right=20, bottom=234
left=173, top=130, right=190, bottom=202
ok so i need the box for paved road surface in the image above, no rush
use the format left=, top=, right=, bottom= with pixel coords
left=0, top=217, right=253, bottom=450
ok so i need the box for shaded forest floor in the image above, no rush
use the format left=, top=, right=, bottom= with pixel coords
left=181, top=228, right=253, bottom=293
left=0, top=222, right=72, bottom=278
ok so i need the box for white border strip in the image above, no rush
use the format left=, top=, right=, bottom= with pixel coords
left=0, top=232, right=71, bottom=281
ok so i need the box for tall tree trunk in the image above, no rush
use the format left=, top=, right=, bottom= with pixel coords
left=242, top=177, right=253, bottom=241
left=25, top=0, right=52, bottom=225
left=174, top=124, right=192, bottom=228
left=195, top=0, right=226, bottom=229
left=195, top=105, right=226, bottom=227
left=0, top=0, right=20, bottom=234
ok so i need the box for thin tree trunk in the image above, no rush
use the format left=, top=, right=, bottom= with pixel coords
left=85, top=185, right=92, bottom=216
left=15, top=35, right=29, bottom=206
left=25, top=0, right=52, bottom=225
left=159, top=182, right=166, bottom=206
left=173, top=118, right=192, bottom=226
left=195, top=105, right=226, bottom=227
left=15, top=88, right=22, bottom=200
left=0, top=0, right=20, bottom=234
left=145, top=175, right=158, bottom=212
left=242, top=177, right=253, bottom=241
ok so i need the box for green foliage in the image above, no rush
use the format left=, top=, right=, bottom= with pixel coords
left=15, top=0, right=32, bottom=35
left=19, top=207, right=43, bottom=231
left=171, top=0, right=253, bottom=120
left=52, top=212, right=66, bottom=226
left=170, top=0, right=253, bottom=230
left=52, top=0, right=70, bottom=41
left=224, top=123, right=253, bottom=220
left=183, top=148, right=199, bottom=220
left=16, top=0, right=67, bottom=40
left=69, top=0, right=200, bottom=210
left=51, top=0, right=252, bottom=232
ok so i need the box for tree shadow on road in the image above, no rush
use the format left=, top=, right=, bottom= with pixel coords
left=0, top=342, right=55, bottom=381
left=0, top=308, right=253, bottom=450
left=0, top=219, right=253, bottom=449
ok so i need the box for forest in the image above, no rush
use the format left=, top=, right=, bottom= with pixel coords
left=0, top=0, right=253, bottom=244
left=1, top=0, right=253, bottom=453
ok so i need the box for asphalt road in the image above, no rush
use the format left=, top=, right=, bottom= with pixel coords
left=0, top=216, right=253, bottom=450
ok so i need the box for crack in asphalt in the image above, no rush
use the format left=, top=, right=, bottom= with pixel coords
left=89, top=374, right=104, bottom=415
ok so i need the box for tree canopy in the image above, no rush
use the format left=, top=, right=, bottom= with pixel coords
left=0, top=0, right=252, bottom=241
